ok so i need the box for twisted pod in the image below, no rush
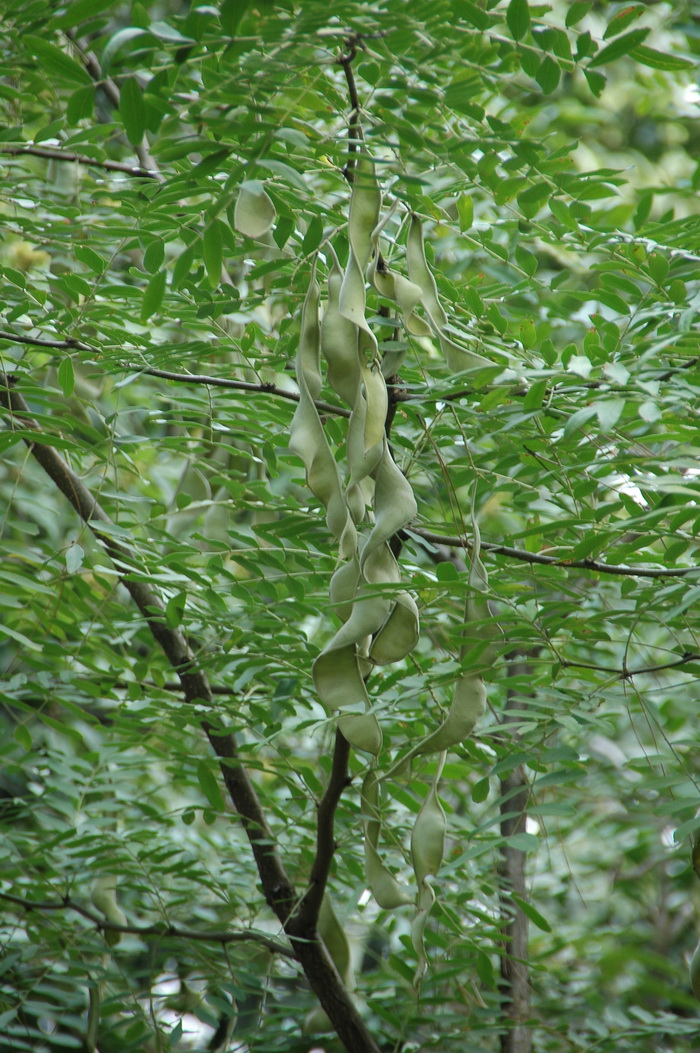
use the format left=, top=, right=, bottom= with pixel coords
left=289, top=152, right=499, bottom=986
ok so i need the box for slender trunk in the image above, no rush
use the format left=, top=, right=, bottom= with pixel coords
left=498, top=659, right=532, bottom=1053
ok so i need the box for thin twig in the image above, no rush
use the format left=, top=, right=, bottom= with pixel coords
left=560, top=652, right=700, bottom=680
left=0, top=145, right=159, bottom=180
left=0, top=890, right=293, bottom=956
left=0, top=332, right=352, bottom=419
left=410, top=527, right=697, bottom=580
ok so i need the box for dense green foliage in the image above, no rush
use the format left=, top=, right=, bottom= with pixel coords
left=2, top=0, right=700, bottom=1050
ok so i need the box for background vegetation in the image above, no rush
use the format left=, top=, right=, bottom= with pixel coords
left=2, top=1, right=700, bottom=1050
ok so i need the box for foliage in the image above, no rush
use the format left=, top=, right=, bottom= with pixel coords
left=2, top=0, right=700, bottom=1050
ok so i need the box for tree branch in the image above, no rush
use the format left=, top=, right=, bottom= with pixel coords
left=0, top=144, right=159, bottom=180
left=498, top=658, right=533, bottom=1053
left=0, top=331, right=352, bottom=419
left=338, top=36, right=362, bottom=181
left=410, top=526, right=696, bottom=580
left=0, top=891, right=293, bottom=956
left=292, top=728, right=351, bottom=932
left=0, top=374, right=381, bottom=1053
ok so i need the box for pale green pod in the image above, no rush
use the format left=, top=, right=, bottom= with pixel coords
left=369, top=592, right=420, bottom=666
left=289, top=268, right=357, bottom=559
left=411, top=759, right=447, bottom=886
left=348, top=152, right=381, bottom=271
left=410, top=756, right=447, bottom=988
left=321, top=246, right=361, bottom=407
left=295, top=262, right=323, bottom=401
left=329, top=556, right=361, bottom=624
left=234, top=179, right=276, bottom=239
left=464, top=515, right=501, bottom=667
left=411, top=881, right=436, bottom=989
left=691, top=940, right=700, bottom=999
left=408, top=674, right=487, bottom=764
left=339, top=712, right=383, bottom=756
left=91, top=876, right=127, bottom=947
left=346, top=362, right=387, bottom=492
left=361, top=770, right=412, bottom=909
left=406, top=214, right=491, bottom=373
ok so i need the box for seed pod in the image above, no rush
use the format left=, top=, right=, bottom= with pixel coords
left=410, top=755, right=447, bottom=988
left=91, top=876, right=127, bottom=947
left=234, top=180, right=276, bottom=239
left=361, top=770, right=412, bottom=909
left=407, top=214, right=491, bottom=373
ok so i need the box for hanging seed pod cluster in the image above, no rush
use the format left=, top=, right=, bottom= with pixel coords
left=289, top=151, right=499, bottom=986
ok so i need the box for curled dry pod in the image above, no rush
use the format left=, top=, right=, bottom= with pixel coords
left=361, top=770, right=412, bottom=909
left=91, top=875, right=127, bottom=947
left=410, top=755, right=447, bottom=987
left=406, top=214, right=491, bottom=373
left=321, top=245, right=361, bottom=408
left=289, top=265, right=356, bottom=559
left=234, top=179, right=276, bottom=239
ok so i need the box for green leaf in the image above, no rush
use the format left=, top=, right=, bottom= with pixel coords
left=603, top=4, right=645, bottom=40
left=588, top=28, right=649, bottom=68
left=66, top=85, right=95, bottom=124
left=120, top=77, right=146, bottom=146
left=535, top=56, right=561, bottom=94
left=53, top=0, right=116, bottom=26
left=65, top=543, right=84, bottom=574
left=472, top=777, right=489, bottom=803
left=14, top=724, right=31, bottom=751
left=101, top=27, right=148, bottom=73
left=220, top=0, right=250, bottom=35
left=507, top=832, right=539, bottom=852
left=511, top=893, right=552, bottom=932
left=57, top=357, right=75, bottom=397
left=141, top=269, right=167, bottom=321
left=630, top=45, right=694, bottom=71
left=23, top=35, right=91, bottom=85
left=457, top=194, right=474, bottom=232
left=165, top=591, right=186, bottom=628
left=302, top=215, right=324, bottom=256
left=454, top=0, right=490, bottom=30
left=74, top=245, right=105, bottom=273
left=143, top=239, right=165, bottom=274
left=196, top=759, right=225, bottom=811
left=565, top=1, right=591, bottom=27
left=203, top=219, right=225, bottom=287
left=584, top=69, right=607, bottom=97
left=506, top=0, right=530, bottom=41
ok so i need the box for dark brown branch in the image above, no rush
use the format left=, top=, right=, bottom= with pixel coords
left=411, top=526, right=696, bottom=580
left=292, top=729, right=351, bottom=932
left=67, top=32, right=163, bottom=181
left=135, top=365, right=351, bottom=418
left=0, top=145, right=159, bottom=180
left=498, top=659, right=533, bottom=1053
left=338, top=37, right=362, bottom=181
left=0, top=374, right=294, bottom=917
left=0, top=375, right=380, bottom=1053
left=560, top=652, right=700, bottom=680
left=0, top=891, right=292, bottom=956
left=0, top=331, right=351, bottom=419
